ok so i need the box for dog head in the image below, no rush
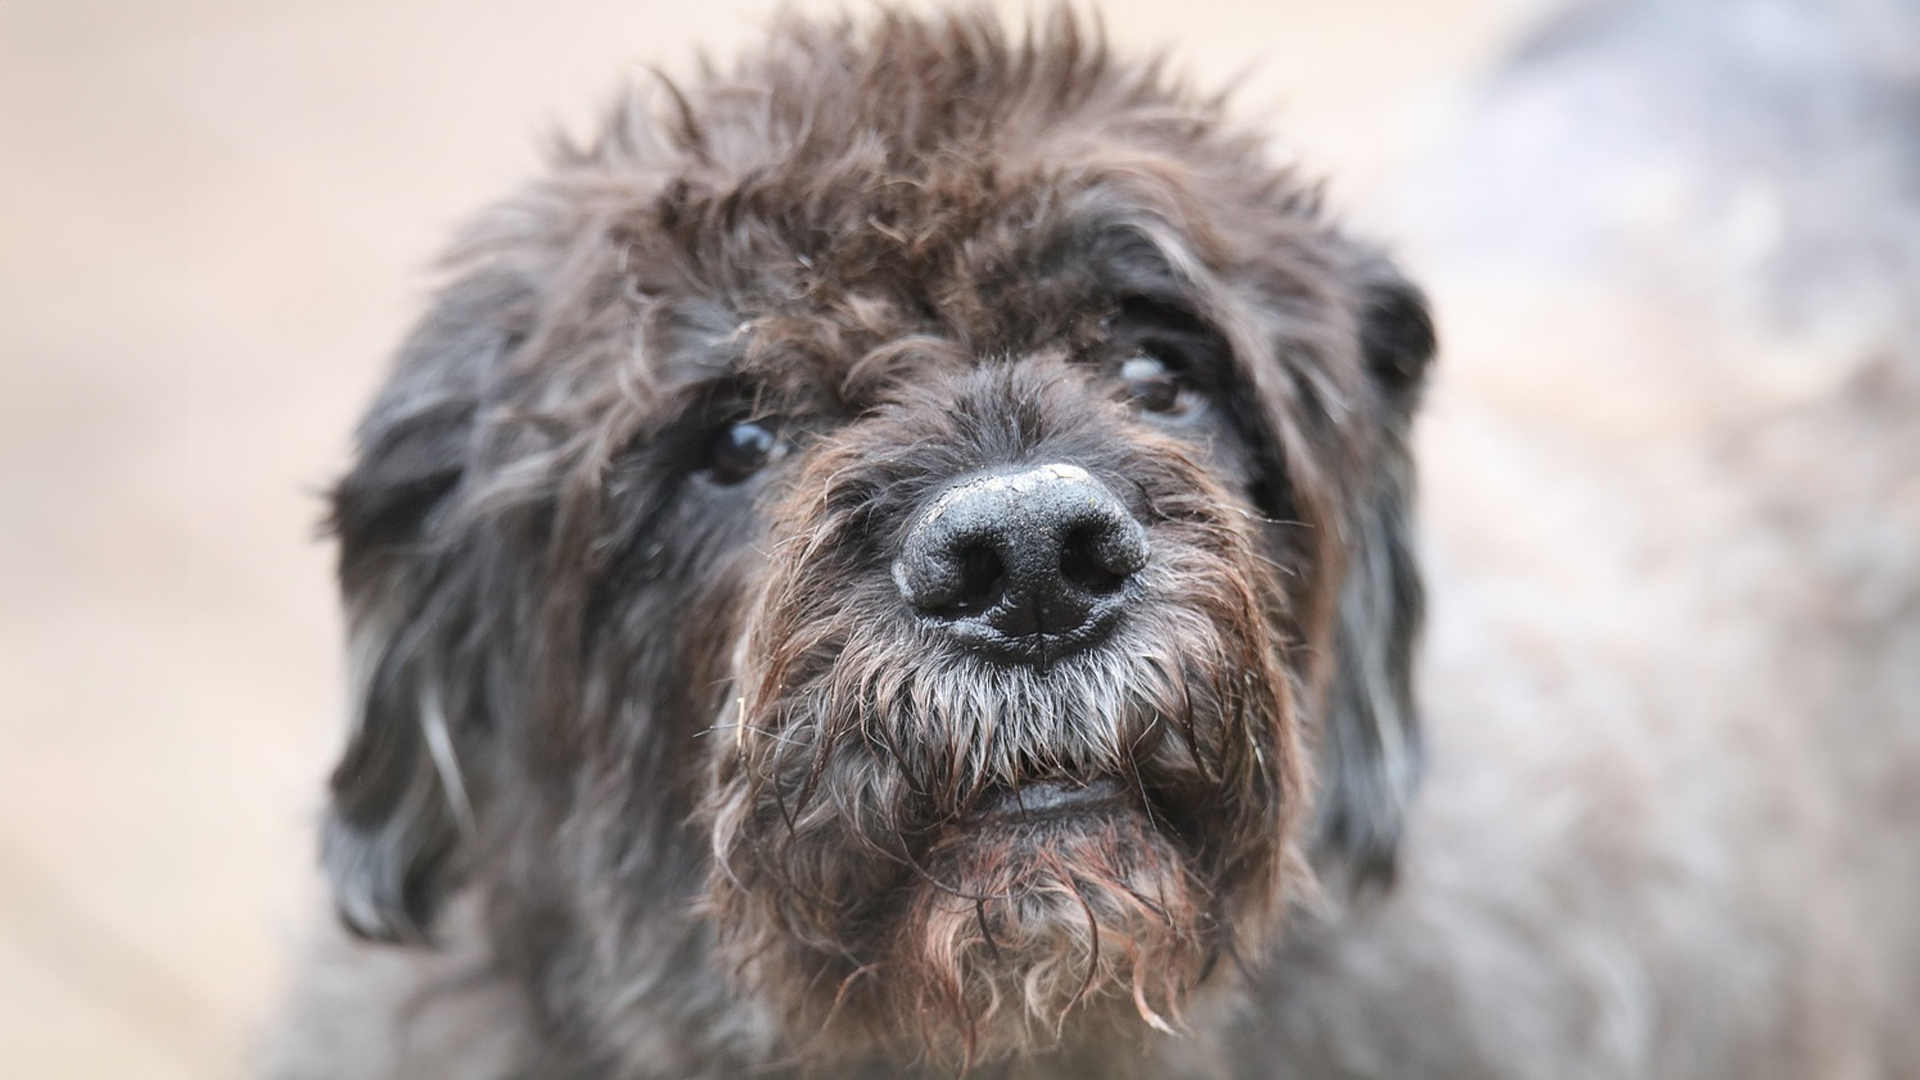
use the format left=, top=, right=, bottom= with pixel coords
left=320, top=11, right=1432, bottom=1071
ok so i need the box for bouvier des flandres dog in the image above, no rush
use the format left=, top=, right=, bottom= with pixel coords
left=269, top=6, right=1920, bottom=1079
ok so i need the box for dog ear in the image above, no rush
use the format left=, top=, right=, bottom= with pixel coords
left=1356, top=263, right=1436, bottom=401
left=1313, top=260, right=1434, bottom=890
left=321, top=272, right=525, bottom=943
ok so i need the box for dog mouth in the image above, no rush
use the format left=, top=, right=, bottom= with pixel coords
left=968, top=776, right=1136, bottom=824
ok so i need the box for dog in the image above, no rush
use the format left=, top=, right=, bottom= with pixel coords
left=267, top=6, right=1920, bottom=1078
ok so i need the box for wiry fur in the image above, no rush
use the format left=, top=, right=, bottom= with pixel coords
left=708, top=360, right=1308, bottom=1063
left=267, top=4, right=1920, bottom=1079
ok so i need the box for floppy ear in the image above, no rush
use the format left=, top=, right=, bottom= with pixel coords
left=1313, top=260, right=1435, bottom=890
left=321, top=272, right=526, bottom=943
left=1355, top=265, right=1437, bottom=404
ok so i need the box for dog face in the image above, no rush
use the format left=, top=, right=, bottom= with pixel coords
left=320, top=12, right=1432, bottom=1071
left=712, top=349, right=1304, bottom=1058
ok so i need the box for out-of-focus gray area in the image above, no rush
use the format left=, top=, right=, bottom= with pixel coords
left=0, top=3, right=1513, bottom=1076
left=1395, top=0, right=1920, bottom=439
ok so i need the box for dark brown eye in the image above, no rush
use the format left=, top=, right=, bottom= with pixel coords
left=1119, top=354, right=1191, bottom=416
left=704, top=420, right=785, bottom=485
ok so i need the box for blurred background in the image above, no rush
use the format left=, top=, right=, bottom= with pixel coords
left=0, top=0, right=1749, bottom=1076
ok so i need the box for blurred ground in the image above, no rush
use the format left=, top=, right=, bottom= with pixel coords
left=0, top=1, right=1520, bottom=1076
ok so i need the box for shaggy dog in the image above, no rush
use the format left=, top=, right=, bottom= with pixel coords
left=269, top=6, right=1920, bottom=1078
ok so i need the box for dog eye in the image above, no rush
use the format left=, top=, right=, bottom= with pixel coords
left=1118, top=354, right=1196, bottom=417
left=704, top=420, right=787, bottom=485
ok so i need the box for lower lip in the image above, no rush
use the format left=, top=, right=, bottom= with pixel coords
left=973, top=777, right=1132, bottom=822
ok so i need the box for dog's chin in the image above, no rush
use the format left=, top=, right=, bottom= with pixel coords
left=882, top=779, right=1214, bottom=1063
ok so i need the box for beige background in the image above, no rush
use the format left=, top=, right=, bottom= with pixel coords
left=0, top=2, right=1521, bottom=1077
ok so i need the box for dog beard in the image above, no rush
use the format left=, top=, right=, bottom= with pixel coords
left=705, top=379, right=1307, bottom=1066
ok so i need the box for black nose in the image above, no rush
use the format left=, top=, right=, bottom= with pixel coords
left=893, top=463, right=1149, bottom=666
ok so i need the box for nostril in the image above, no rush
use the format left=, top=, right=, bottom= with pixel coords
left=1060, top=525, right=1127, bottom=594
left=1059, top=513, right=1150, bottom=594
left=896, top=533, right=1009, bottom=616
left=943, top=542, right=1006, bottom=614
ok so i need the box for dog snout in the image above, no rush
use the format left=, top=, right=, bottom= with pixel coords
left=892, top=463, right=1149, bottom=665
